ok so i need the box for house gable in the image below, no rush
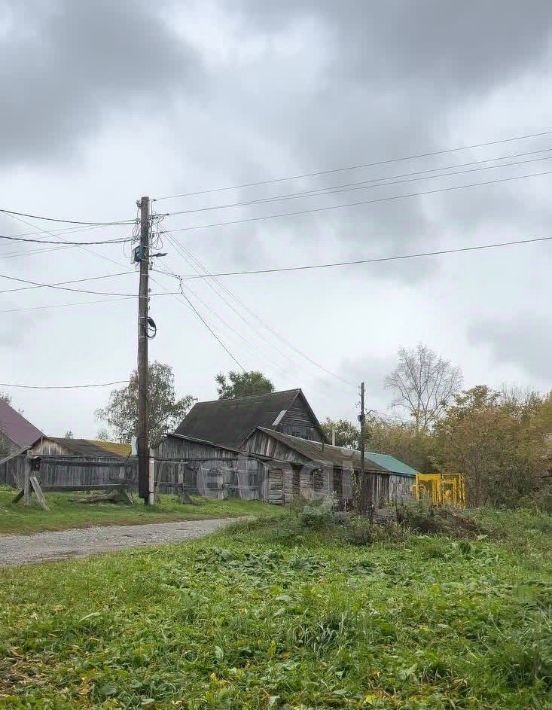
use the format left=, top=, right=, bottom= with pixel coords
left=276, top=390, right=325, bottom=442
left=175, top=388, right=326, bottom=449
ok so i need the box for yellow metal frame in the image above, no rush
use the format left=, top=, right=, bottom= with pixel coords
left=412, top=473, right=466, bottom=507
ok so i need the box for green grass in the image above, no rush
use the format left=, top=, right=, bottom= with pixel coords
left=0, top=508, right=550, bottom=707
left=0, top=487, right=283, bottom=535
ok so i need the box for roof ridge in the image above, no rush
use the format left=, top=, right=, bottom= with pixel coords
left=193, top=388, right=301, bottom=406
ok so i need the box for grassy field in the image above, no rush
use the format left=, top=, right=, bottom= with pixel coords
left=0, top=487, right=282, bottom=535
left=0, top=507, right=550, bottom=707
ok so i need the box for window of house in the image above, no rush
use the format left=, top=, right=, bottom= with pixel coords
left=312, top=469, right=324, bottom=492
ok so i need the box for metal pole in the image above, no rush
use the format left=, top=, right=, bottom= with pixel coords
left=137, top=196, right=150, bottom=504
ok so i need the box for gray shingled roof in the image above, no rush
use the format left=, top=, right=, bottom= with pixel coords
left=175, top=389, right=324, bottom=449
left=0, top=400, right=43, bottom=449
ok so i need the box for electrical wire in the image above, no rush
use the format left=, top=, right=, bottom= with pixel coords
left=155, top=256, right=292, bottom=379
left=0, top=207, right=135, bottom=227
left=159, top=149, right=552, bottom=218
left=0, top=233, right=132, bottom=246
left=154, top=128, right=552, bottom=201
left=171, top=234, right=552, bottom=280
left=0, top=380, right=129, bottom=389
left=160, top=234, right=356, bottom=388
left=0, top=296, right=135, bottom=314
left=0, top=270, right=134, bottom=295
left=162, top=168, right=552, bottom=235
left=0, top=271, right=139, bottom=297
left=146, top=219, right=246, bottom=371
left=173, top=279, right=246, bottom=371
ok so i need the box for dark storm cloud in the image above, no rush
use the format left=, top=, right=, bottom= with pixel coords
left=469, top=314, right=552, bottom=382
left=0, top=0, right=201, bottom=165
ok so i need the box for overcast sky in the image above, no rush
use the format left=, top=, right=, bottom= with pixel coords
left=1, top=0, right=552, bottom=437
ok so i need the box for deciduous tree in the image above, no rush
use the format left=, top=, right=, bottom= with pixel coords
left=321, top=418, right=359, bottom=448
left=385, top=344, right=462, bottom=431
left=96, top=362, right=195, bottom=445
left=216, top=370, right=274, bottom=399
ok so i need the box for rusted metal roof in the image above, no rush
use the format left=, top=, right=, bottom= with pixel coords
left=0, top=400, right=43, bottom=449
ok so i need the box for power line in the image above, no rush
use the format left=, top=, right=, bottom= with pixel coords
left=0, top=207, right=134, bottom=227
left=1, top=211, right=137, bottom=274
left=172, top=278, right=246, bottom=371
left=0, top=296, right=135, bottom=314
left=154, top=128, right=552, bottom=201
left=0, top=380, right=128, bottom=390
left=0, top=270, right=134, bottom=295
left=160, top=234, right=356, bottom=388
left=156, top=241, right=293, bottom=378
left=174, top=235, right=552, bottom=280
left=0, top=271, right=138, bottom=297
left=0, top=233, right=132, bottom=246
left=163, top=168, right=552, bottom=235
left=159, top=149, right=552, bottom=219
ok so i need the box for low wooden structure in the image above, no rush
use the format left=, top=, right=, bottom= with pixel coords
left=0, top=437, right=134, bottom=490
left=154, top=434, right=274, bottom=500
left=243, top=428, right=416, bottom=507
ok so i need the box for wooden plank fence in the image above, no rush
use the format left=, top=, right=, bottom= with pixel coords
left=0, top=452, right=272, bottom=501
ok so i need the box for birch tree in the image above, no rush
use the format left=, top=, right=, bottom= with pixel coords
left=385, top=344, right=462, bottom=431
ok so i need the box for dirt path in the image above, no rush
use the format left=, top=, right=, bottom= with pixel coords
left=0, top=518, right=241, bottom=567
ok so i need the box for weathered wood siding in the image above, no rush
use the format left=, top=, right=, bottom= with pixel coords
left=32, top=440, right=74, bottom=456
left=245, top=428, right=414, bottom=506
left=0, top=454, right=135, bottom=489
left=389, top=474, right=415, bottom=503
left=278, top=397, right=323, bottom=442
left=155, top=435, right=268, bottom=500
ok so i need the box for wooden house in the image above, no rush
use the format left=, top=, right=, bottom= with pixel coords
left=243, top=427, right=416, bottom=507
left=175, top=388, right=326, bottom=448
left=168, top=389, right=416, bottom=506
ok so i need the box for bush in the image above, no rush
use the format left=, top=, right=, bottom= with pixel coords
left=397, top=501, right=484, bottom=538
left=299, top=496, right=337, bottom=529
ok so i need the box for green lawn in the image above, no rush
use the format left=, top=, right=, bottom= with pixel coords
left=0, top=487, right=282, bottom=535
left=0, top=509, right=550, bottom=707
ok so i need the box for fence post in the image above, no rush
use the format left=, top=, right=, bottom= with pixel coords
left=23, top=453, right=31, bottom=505
left=148, top=448, right=156, bottom=505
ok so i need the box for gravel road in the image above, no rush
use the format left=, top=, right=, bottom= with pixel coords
left=0, top=518, right=240, bottom=567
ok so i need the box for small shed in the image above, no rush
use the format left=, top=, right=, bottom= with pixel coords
left=0, top=436, right=133, bottom=489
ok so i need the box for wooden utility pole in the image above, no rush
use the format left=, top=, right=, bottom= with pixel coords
left=358, top=381, right=371, bottom=514
left=137, top=196, right=151, bottom=504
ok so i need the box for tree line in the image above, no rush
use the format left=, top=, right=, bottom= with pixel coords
left=322, top=345, right=552, bottom=509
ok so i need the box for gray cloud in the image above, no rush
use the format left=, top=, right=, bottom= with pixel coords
left=0, top=0, right=202, bottom=166
left=469, top=313, right=552, bottom=382
left=238, top=1, right=552, bottom=94
left=2, top=1, right=552, bottom=436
